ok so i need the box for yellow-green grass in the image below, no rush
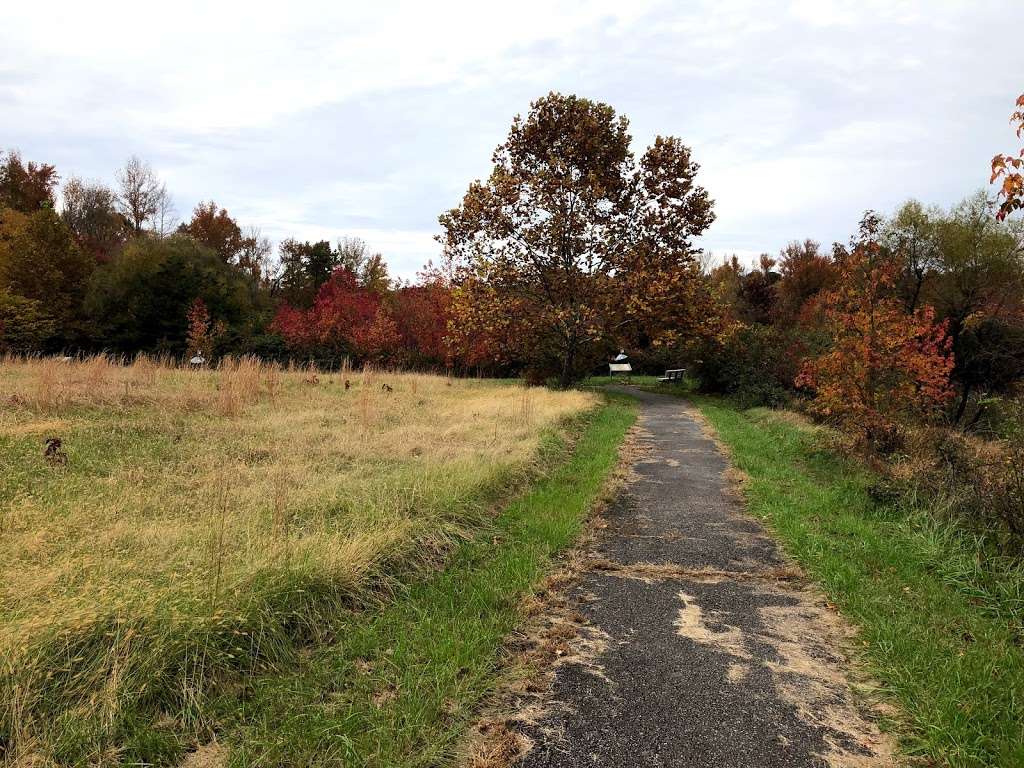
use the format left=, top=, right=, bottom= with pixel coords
left=0, top=355, right=596, bottom=765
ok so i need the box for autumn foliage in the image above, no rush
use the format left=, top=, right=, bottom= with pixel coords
left=991, top=93, right=1024, bottom=222
left=270, top=267, right=450, bottom=366
left=795, top=215, right=954, bottom=447
left=391, top=277, right=452, bottom=365
left=440, top=93, right=716, bottom=386
left=185, top=297, right=224, bottom=360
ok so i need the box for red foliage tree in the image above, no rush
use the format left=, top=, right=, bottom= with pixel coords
left=391, top=281, right=451, bottom=365
left=271, top=267, right=399, bottom=361
left=795, top=214, right=954, bottom=448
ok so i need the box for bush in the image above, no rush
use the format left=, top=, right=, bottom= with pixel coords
left=895, top=401, right=1024, bottom=556
left=692, top=324, right=795, bottom=408
left=977, top=403, right=1024, bottom=551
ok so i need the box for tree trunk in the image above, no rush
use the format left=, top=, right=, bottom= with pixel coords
left=558, top=340, right=577, bottom=389
left=907, top=275, right=923, bottom=314
left=954, top=381, right=972, bottom=425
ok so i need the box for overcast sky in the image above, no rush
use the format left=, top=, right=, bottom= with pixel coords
left=3, top=0, right=1022, bottom=278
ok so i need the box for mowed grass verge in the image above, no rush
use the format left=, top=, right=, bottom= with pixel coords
left=0, top=356, right=606, bottom=766
left=692, top=397, right=1024, bottom=768
left=210, top=396, right=636, bottom=767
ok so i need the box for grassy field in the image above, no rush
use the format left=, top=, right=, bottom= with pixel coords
left=689, top=396, right=1024, bottom=768
left=0, top=356, right=607, bottom=766
left=211, top=396, right=636, bottom=767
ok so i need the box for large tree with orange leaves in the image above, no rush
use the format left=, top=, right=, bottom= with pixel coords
left=991, top=93, right=1024, bottom=222
left=439, top=92, right=715, bottom=387
left=796, top=214, right=954, bottom=448
left=179, top=201, right=244, bottom=262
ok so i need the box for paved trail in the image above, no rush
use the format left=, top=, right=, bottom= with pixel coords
left=515, top=389, right=894, bottom=768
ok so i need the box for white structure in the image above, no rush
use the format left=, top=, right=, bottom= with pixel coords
left=609, top=350, right=632, bottom=375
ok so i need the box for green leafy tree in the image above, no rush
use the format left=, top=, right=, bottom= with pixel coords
left=0, top=289, right=56, bottom=352
left=86, top=234, right=254, bottom=353
left=929, top=194, right=1023, bottom=325
left=277, top=239, right=338, bottom=307
left=885, top=200, right=941, bottom=312
left=0, top=207, right=94, bottom=346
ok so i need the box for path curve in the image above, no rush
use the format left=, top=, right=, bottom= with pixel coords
left=515, top=388, right=895, bottom=768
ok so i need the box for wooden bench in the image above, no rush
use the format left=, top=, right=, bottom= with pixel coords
left=658, top=368, right=685, bottom=383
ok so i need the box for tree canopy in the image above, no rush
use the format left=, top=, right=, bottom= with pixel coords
left=439, top=92, right=715, bottom=386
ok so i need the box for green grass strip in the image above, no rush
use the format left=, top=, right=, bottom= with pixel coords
left=179, top=396, right=637, bottom=767
left=693, top=397, right=1024, bottom=768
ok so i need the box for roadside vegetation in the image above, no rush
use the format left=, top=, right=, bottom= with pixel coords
left=627, top=370, right=1024, bottom=767
left=689, top=396, right=1024, bottom=768
left=0, top=355, right=601, bottom=765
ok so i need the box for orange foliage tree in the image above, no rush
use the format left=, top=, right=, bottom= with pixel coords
left=991, top=93, right=1024, bottom=222
left=185, top=297, right=224, bottom=360
left=795, top=214, right=954, bottom=448
left=179, top=201, right=244, bottom=262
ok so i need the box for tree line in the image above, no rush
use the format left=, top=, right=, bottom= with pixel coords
left=436, top=92, right=1023, bottom=439
left=698, top=194, right=1023, bottom=439
left=3, top=91, right=1022, bottom=430
left=0, top=153, right=451, bottom=368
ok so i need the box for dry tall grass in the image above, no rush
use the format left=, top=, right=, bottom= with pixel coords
left=0, top=354, right=595, bottom=764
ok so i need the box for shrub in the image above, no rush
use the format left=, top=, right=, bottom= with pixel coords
left=693, top=324, right=795, bottom=408
left=894, top=401, right=1024, bottom=555
left=795, top=214, right=953, bottom=450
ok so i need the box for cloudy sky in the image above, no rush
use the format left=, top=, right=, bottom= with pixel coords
left=3, top=0, right=1021, bottom=278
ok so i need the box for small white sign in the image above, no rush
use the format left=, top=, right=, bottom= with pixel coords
left=609, top=363, right=632, bottom=373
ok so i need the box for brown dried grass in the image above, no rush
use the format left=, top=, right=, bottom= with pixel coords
left=0, top=355, right=596, bottom=762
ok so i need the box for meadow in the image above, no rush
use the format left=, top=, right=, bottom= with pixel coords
left=0, top=356, right=597, bottom=765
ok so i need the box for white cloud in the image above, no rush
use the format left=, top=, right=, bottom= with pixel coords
left=2, top=0, right=1022, bottom=279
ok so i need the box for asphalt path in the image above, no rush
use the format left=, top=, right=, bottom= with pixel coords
left=516, top=388, right=895, bottom=768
